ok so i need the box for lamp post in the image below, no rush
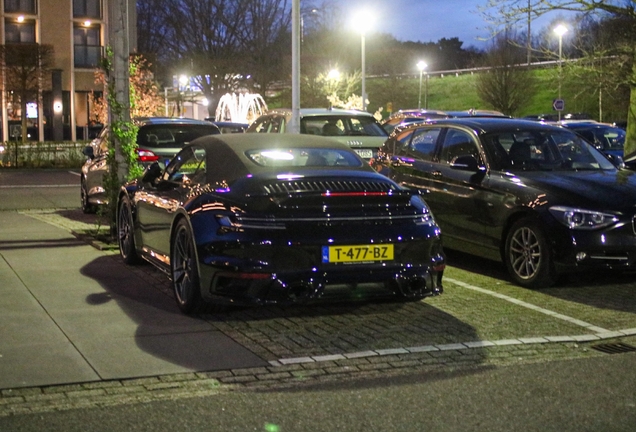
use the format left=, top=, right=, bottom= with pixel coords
left=554, top=24, right=567, bottom=121
left=353, top=11, right=373, bottom=111
left=417, top=61, right=427, bottom=110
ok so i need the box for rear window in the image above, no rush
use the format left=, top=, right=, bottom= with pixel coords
left=246, top=148, right=363, bottom=168
left=137, top=124, right=220, bottom=148
left=301, top=116, right=387, bottom=137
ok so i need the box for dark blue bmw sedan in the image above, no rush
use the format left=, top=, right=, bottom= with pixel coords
left=376, top=117, right=636, bottom=289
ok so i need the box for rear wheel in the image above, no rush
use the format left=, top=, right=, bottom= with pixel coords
left=80, top=177, right=96, bottom=214
left=171, top=219, right=204, bottom=314
left=117, top=196, right=140, bottom=264
left=504, top=218, right=556, bottom=289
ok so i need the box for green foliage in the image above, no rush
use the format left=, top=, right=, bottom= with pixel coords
left=0, top=141, right=86, bottom=168
left=100, top=47, right=141, bottom=228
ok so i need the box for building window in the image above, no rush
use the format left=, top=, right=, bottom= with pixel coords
left=4, top=0, right=36, bottom=14
left=74, top=25, right=101, bottom=68
left=73, top=0, right=101, bottom=18
left=5, top=20, right=35, bottom=43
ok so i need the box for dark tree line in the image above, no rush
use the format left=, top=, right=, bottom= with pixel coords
left=135, top=0, right=484, bottom=113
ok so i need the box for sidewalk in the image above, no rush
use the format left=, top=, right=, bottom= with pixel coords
left=0, top=210, right=267, bottom=390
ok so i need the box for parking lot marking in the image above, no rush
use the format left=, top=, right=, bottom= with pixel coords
left=444, top=277, right=610, bottom=333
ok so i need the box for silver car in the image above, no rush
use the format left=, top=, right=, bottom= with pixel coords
left=246, top=108, right=388, bottom=160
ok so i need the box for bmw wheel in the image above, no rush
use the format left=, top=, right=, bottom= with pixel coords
left=117, top=196, right=140, bottom=264
left=171, top=218, right=204, bottom=314
left=504, top=218, right=556, bottom=289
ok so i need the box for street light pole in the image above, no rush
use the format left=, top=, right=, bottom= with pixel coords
left=353, top=10, right=373, bottom=112
left=361, top=33, right=366, bottom=111
left=554, top=24, right=567, bottom=121
left=417, top=61, right=427, bottom=110
left=425, top=73, right=429, bottom=109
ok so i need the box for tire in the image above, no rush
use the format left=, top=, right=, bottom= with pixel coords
left=171, top=218, right=204, bottom=314
left=80, top=177, right=96, bottom=214
left=504, top=218, right=557, bottom=289
left=117, top=196, right=141, bottom=265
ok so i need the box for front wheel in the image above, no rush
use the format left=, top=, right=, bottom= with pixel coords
left=504, top=218, right=557, bottom=289
left=117, top=196, right=140, bottom=265
left=171, top=218, right=204, bottom=314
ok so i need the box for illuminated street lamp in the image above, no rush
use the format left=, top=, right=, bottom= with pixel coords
left=352, top=10, right=373, bottom=111
left=417, top=61, right=427, bottom=110
left=554, top=24, right=568, bottom=121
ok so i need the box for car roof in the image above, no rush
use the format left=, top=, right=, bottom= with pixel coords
left=192, top=132, right=354, bottom=153
left=188, top=133, right=368, bottom=180
left=405, top=117, right=566, bottom=134
left=134, top=117, right=217, bottom=126
left=266, top=108, right=376, bottom=118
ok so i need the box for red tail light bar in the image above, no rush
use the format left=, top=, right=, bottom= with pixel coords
left=137, top=148, right=159, bottom=162
left=321, top=191, right=390, bottom=197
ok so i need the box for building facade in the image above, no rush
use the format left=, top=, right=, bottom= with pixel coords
left=0, top=0, right=136, bottom=142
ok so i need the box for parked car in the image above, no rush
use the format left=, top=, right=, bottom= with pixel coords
left=204, top=119, right=248, bottom=134
left=523, top=113, right=592, bottom=122
left=559, top=120, right=627, bottom=165
left=375, top=117, right=636, bottom=288
left=381, top=109, right=510, bottom=135
left=81, top=117, right=220, bottom=213
left=116, top=133, right=445, bottom=313
left=381, top=110, right=449, bottom=134
left=246, top=108, right=388, bottom=160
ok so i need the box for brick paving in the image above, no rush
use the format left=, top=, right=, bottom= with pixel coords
left=2, top=209, right=634, bottom=417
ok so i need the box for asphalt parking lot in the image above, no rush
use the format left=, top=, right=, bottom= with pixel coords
left=1, top=177, right=636, bottom=415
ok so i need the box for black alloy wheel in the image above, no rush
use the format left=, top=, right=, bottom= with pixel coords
left=171, top=218, right=204, bottom=314
left=504, top=218, right=556, bottom=289
left=117, top=196, right=140, bottom=264
left=80, top=177, right=96, bottom=214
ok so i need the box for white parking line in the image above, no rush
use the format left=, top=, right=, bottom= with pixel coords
left=444, top=277, right=610, bottom=333
left=270, top=277, right=633, bottom=367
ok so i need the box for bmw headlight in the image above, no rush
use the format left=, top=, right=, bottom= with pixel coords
left=549, top=206, right=618, bottom=230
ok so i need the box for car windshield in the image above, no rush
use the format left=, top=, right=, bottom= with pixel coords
left=246, top=147, right=363, bottom=168
left=301, top=116, right=388, bottom=137
left=481, top=129, right=616, bottom=172
left=137, top=124, right=219, bottom=148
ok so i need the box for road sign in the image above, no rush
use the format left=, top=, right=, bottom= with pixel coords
left=553, top=99, right=565, bottom=111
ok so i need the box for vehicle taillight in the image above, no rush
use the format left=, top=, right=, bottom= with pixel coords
left=136, top=148, right=159, bottom=162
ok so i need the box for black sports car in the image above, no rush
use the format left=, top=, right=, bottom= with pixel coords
left=117, top=134, right=445, bottom=313
left=375, top=117, right=636, bottom=289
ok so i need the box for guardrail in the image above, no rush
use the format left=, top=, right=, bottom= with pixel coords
left=0, top=141, right=88, bottom=169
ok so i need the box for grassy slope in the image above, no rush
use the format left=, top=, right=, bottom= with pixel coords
left=366, top=68, right=624, bottom=122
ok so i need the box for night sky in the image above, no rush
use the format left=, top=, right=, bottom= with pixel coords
left=328, top=0, right=573, bottom=49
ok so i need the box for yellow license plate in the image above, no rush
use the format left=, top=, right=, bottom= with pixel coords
left=322, top=244, right=394, bottom=263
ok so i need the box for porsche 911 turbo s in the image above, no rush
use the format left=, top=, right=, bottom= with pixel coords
left=117, top=134, right=445, bottom=313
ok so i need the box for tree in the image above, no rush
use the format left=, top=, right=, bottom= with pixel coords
left=90, top=54, right=164, bottom=124
left=136, top=0, right=290, bottom=118
left=480, top=0, right=636, bottom=158
left=0, top=43, right=54, bottom=142
left=476, top=32, right=536, bottom=116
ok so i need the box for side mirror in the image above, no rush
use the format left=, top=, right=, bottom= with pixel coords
left=606, top=154, right=625, bottom=169
left=82, top=146, right=94, bottom=159
left=450, top=155, right=482, bottom=172
left=142, top=162, right=163, bottom=184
